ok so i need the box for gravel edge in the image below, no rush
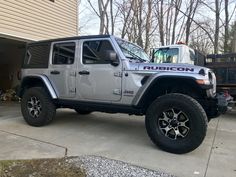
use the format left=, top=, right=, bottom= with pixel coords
left=67, top=155, right=177, bottom=177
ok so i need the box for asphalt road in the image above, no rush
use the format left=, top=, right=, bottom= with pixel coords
left=0, top=102, right=235, bottom=177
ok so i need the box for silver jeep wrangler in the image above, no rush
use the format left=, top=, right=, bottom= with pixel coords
left=19, top=35, right=220, bottom=154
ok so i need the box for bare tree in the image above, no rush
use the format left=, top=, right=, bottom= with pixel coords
left=87, top=0, right=113, bottom=34
left=154, top=0, right=200, bottom=45
left=185, top=0, right=200, bottom=44
left=223, top=0, right=229, bottom=52
left=84, top=0, right=236, bottom=54
left=230, top=21, right=236, bottom=52
left=189, top=23, right=214, bottom=54
left=214, top=0, right=221, bottom=53
left=115, top=0, right=155, bottom=51
left=171, top=0, right=182, bottom=44
left=144, top=0, right=153, bottom=51
left=110, top=0, right=114, bottom=34
left=232, top=28, right=236, bottom=52
left=155, top=0, right=165, bottom=45
left=115, top=0, right=135, bottom=38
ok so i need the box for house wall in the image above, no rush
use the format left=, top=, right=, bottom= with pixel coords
left=0, top=0, right=78, bottom=41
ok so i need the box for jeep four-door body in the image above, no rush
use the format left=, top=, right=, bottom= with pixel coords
left=19, top=35, right=220, bottom=154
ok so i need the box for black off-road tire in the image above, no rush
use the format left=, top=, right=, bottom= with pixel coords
left=21, top=87, right=56, bottom=127
left=74, top=108, right=92, bottom=115
left=145, top=93, right=208, bottom=154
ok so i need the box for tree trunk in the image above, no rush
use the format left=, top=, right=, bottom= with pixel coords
left=232, top=22, right=236, bottom=52
left=171, top=0, right=181, bottom=44
left=185, top=0, right=198, bottom=44
left=144, top=0, right=152, bottom=52
left=158, top=0, right=165, bottom=45
left=136, top=0, right=143, bottom=47
left=214, top=0, right=220, bottom=53
left=224, top=0, right=229, bottom=52
left=98, top=0, right=105, bottom=34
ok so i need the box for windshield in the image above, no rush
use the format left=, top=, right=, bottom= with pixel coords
left=152, top=48, right=179, bottom=63
left=115, top=38, right=150, bottom=62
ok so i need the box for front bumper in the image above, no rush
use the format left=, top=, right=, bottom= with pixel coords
left=197, top=96, right=228, bottom=120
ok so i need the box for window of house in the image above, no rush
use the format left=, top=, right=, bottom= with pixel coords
left=52, top=42, right=75, bottom=65
left=82, top=40, right=114, bottom=64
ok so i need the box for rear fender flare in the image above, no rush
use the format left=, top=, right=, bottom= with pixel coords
left=19, top=74, right=58, bottom=99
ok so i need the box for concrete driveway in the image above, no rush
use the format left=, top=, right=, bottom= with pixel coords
left=0, top=102, right=235, bottom=177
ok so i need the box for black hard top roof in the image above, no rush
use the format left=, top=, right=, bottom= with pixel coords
left=207, top=53, right=236, bottom=59
left=28, top=35, right=112, bottom=46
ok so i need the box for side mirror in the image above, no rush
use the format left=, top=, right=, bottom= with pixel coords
left=105, top=50, right=119, bottom=66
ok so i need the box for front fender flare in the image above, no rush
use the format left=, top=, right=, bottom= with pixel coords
left=132, top=74, right=198, bottom=106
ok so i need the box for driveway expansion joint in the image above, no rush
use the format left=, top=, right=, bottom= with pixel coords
left=0, top=129, right=68, bottom=157
left=204, top=117, right=220, bottom=177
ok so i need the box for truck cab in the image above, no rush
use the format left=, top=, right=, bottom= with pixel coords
left=151, top=43, right=205, bottom=66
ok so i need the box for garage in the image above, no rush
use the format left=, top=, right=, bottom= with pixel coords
left=0, top=36, right=29, bottom=101
left=0, top=0, right=78, bottom=102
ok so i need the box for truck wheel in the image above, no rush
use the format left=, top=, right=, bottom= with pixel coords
left=74, top=108, right=92, bottom=115
left=21, top=87, right=56, bottom=127
left=145, top=93, right=207, bottom=154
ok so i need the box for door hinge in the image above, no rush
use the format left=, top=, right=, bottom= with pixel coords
left=69, top=88, right=76, bottom=93
left=114, top=72, right=122, bottom=77
left=113, top=89, right=121, bottom=95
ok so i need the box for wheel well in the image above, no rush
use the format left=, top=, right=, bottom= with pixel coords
left=19, top=77, right=48, bottom=97
left=138, top=77, right=206, bottom=112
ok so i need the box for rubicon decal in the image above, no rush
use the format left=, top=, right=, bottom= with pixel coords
left=143, top=66, right=194, bottom=72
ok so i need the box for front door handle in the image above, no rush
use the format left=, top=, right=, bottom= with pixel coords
left=50, top=70, right=60, bottom=75
left=79, top=70, right=90, bottom=75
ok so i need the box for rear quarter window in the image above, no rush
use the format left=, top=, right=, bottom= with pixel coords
left=23, top=43, right=51, bottom=68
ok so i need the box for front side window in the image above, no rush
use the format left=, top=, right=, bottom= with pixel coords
left=52, top=42, right=75, bottom=65
left=82, top=40, right=114, bottom=64
left=153, top=48, right=179, bottom=64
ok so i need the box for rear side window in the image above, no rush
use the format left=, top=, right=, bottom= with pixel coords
left=23, top=43, right=50, bottom=68
left=52, top=42, right=75, bottom=65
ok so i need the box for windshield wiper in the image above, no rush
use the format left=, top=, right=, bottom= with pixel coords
left=126, top=56, right=147, bottom=63
left=120, top=46, right=147, bottom=63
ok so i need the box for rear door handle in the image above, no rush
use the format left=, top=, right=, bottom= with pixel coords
left=79, top=70, right=90, bottom=75
left=50, top=70, right=60, bottom=75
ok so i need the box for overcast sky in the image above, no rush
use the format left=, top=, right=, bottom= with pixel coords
left=78, top=0, right=236, bottom=36
left=79, top=1, right=100, bottom=35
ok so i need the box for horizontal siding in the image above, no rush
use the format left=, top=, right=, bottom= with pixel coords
left=0, top=0, right=78, bottom=41
left=0, top=2, right=77, bottom=28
